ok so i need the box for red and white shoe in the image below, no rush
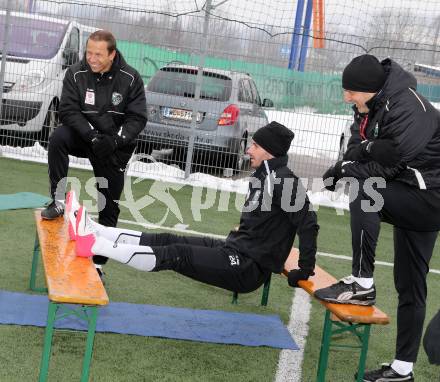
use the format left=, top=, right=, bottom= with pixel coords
left=65, top=190, right=80, bottom=241
left=75, top=205, right=97, bottom=258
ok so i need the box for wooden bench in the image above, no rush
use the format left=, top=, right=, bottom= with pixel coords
left=30, top=210, right=109, bottom=382
left=233, top=248, right=389, bottom=382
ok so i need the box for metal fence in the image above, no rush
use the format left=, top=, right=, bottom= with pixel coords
left=0, top=0, right=439, bottom=184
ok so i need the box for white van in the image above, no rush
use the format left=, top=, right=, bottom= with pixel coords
left=0, top=11, right=97, bottom=145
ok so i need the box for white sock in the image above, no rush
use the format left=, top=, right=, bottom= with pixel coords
left=352, top=276, right=374, bottom=289
left=391, top=360, right=413, bottom=375
left=89, top=219, right=142, bottom=245
left=93, top=235, right=156, bottom=271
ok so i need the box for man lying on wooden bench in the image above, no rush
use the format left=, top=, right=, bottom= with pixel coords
left=69, top=122, right=320, bottom=297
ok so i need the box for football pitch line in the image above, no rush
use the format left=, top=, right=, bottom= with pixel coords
left=117, top=218, right=440, bottom=275
left=116, top=217, right=439, bottom=381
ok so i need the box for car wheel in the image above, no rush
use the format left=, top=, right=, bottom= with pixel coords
left=0, top=129, right=34, bottom=147
left=40, top=101, right=59, bottom=149
left=235, top=137, right=250, bottom=172
left=223, top=136, right=250, bottom=177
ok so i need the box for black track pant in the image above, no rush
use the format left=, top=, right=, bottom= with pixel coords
left=139, top=232, right=271, bottom=293
left=349, top=180, right=440, bottom=361
left=48, top=125, right=133, bottom=264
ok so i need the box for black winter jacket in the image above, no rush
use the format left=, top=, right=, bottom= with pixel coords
left=59, top=50, right=147, bottom=150
left=225, top=156, right=319, bottom=273
left=342, top=59, right=440, bottom=189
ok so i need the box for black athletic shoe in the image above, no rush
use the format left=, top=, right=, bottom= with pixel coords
left=314, top=276, right=376, bottom=306
left=355, top=363, right=414, bottom=381
left=41, top=200, right=64, bottom=220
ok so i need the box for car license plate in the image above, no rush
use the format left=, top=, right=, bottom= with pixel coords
left=162, top=107, right=192, bottom=121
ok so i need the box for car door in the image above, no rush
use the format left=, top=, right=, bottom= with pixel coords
left=63, top=27, right=80, bottom=68
left=237, top=78, right=254, bottom=136
left=245, top=78, right=267, bottom=136
left=249, top=79, right=268, bottom=132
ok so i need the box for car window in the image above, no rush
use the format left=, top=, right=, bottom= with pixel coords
left=0, top=15, right=67, bottom=59
left=82, top=30, right=92, bottom=51
left=238, top=79, right=253, bottom=103
left=66, top=27, right=79, bottom=53
left=147, top=67, right=232, bottom=101
left=249, top=79, right=262, bottom=106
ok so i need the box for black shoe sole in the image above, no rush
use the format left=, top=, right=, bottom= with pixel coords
left=315, top=296, right=376, bottom=306
left=355, top=373, right=414, bottom=382
left=40, top=213, right=64, bottom=220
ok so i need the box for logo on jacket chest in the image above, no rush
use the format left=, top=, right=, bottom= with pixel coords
left=373, top=122, right=379, bottom=137
left=85, top=89, right=95, bottom=105
left=112, top=92, right=123, bottom=106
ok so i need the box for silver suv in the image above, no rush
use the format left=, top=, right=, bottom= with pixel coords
left=137, top=64, right=273, bottom=172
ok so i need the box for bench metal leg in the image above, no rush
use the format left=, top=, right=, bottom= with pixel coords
left=316, top=310, right=372, bottom=382
left=39, top=301, right=58, bottom=382
left=316, top=310, right=333, bottom=382
left=356, top=324, right=371, bottom=382
left=38, top=303, right=99, bottom=382
left=232, top=274, right=273, bottom=306
left=260, top=274, right=272, bottom=306
left=30, top=231, right=48, bottom=293
left=81, top=306, right=98, bottom=382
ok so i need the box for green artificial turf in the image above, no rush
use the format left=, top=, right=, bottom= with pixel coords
left=0, top=157, right=439, bottom=381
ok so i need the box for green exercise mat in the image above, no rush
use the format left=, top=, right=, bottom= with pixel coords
left=0, top=192, right=51, bottom=211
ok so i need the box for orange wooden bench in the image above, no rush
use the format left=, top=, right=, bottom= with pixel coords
left=284, top=249, right=389, bottom=381
left=282, top=248, right=389, bottom=381
left=30, top=210, right=109, bottom=382
left=233, top=248, right=389, bottom=382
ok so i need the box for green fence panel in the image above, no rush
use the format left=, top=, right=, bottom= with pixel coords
left=118, top=40, right=440, bottom=114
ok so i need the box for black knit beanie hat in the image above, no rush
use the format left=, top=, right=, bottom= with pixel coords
left=342, top=54, right=386, bottom=92
left=252, top=121, right=294, bottom=157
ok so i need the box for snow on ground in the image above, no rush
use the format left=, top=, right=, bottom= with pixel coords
left=0, top=109, right=352, bottom=210
left=0, top=141, right=350, bottom=211
left=266, top=108, right=352, bottom=160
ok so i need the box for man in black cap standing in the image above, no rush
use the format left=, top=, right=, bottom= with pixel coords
left=314, top=54, right=440, bottom=381
left=72, top=121, right=319, bottom=294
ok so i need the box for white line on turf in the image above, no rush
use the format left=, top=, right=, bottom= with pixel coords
left=316, top=251, right=440, bottom=275
left=274, top=289, right=311, bottom=382
left=116, top=218, right=226, bottom=240
left=114, top=217, right=440, bottom=380
left=116, top=218, right=440, bottom=275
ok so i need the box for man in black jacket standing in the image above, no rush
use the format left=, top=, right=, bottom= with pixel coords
left=41, top=30, right=147, bottom=270
left=73, top=122, right=319, bottom=294
left=315, top=54, right=440, bottom=381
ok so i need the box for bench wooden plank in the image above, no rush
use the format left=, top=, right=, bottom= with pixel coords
left=34, top=211, right=108, bottom=306
left=283, top=249, right=389, bottom=325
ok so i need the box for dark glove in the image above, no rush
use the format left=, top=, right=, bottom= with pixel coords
left=85, top=128, right=99, bottom=144
left=346, top=141, right=370, bottom=162
left=367, top=139, right=400, bottom=167
left=322, top=161, right=343, bottom=191
left=91, top=134, right=118, bottom=159
left=287, top=268, right=314, bottom=288
left=87, top=113, right=117, bottom=134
